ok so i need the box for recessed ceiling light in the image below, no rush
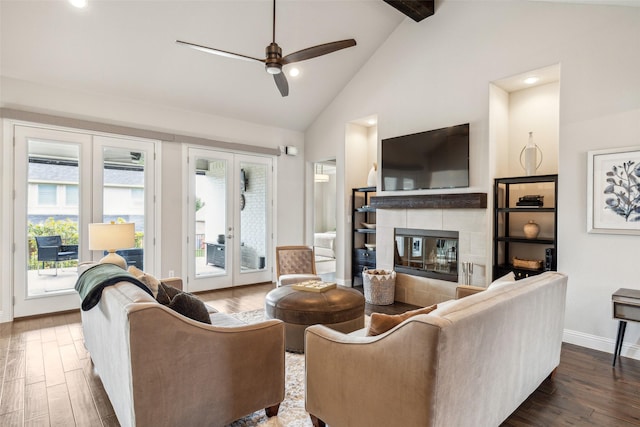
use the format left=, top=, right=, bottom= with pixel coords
left=524, top=76, right=539, bottom=85
left=289, top=67, right=300, bottom=77
left=367, top=119, right=377, bottom=125
left=69, top=0, right=88, bottom=8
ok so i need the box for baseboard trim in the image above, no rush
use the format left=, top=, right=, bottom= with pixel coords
left=0, top=310, right=12, bottom=324
left=564, top=328, right=640, bottom=361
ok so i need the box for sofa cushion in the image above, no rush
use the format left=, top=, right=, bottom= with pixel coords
left=367, top=304, right=438, bottom=336
left=127, top=266, right=161, bottom=298
left=156, top=282, right=211, bottom=324
left=487, top=271, right=516, bottom=291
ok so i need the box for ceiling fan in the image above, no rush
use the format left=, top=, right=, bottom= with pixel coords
left=176, top=0, right=356, bottom=97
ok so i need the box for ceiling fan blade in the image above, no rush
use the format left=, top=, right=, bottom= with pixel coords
left=282, top=39, right=356, bottom=65
left=176, top=40, right=264, bottom=63
left=273, top=72, right=289, bottom=97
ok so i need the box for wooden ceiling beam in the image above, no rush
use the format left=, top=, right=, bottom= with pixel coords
left=383, top=0, right=435, bottom=22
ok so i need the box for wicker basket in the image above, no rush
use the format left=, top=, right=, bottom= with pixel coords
left=512, top=257, right=543, bottom=270
left=362, top=268, right=396, bottom=305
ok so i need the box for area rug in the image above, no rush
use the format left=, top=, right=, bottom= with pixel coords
left=227, top=309, right=312, bottom=427
left=226, top=310, right=370, bottom=427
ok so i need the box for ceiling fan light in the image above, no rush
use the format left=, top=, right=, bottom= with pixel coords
left=266, top=64, right=282, bottom=75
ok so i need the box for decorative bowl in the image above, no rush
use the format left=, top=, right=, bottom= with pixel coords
left=361, top=223, right=376, bottom=229
left=364, top=243, right=376, bottom=251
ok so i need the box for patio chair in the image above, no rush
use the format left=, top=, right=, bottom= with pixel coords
left=34, top=235, right=79, bottom=276
left=275, top=245, right=322, bottom=287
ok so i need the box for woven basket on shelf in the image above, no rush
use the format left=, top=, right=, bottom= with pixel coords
left=362, top=268, right=396, bottom=305
left=512, top=257, right=543, bottom=270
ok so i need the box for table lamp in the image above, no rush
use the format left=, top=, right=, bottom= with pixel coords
left=88, top=222, right=135, bottom=269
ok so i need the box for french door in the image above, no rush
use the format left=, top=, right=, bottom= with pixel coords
left=186, top=147, right=273, bottom=291
left=12, top=124, right=158, bottom=317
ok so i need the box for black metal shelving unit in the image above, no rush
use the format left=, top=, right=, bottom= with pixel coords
left=351, top=187, right=376, bottom=286
left=493, top=174, right=558, bottom=280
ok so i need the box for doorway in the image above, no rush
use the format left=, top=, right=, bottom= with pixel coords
left=12, top=124, right=158, bottom=317
left=186, top=147, right=273, bottom=291
left=313, top=160, right=337, bottom=280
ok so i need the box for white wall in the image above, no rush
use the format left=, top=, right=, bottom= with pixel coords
left=0, top=77, right=305, bottom=284
left=305, top=1, right=640, bottom=358
left=507, top=82, right=560, bottom=177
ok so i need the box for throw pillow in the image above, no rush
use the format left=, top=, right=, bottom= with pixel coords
left=487, top=271, right=516, bottom=291
left=127, top=266, right=161, bottom=298
left=367, top=304, right=438, bottom=337
left=156, top=282, right=182, bottom=306
left=156, top=282, right=211, bottom=324
left=168, top=292, right=212, bottom=324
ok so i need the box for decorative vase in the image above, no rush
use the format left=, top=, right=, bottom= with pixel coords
left=519, top=132, right=543, bottom=176
left=523, top=220, right=540, bottom=239
left=366, top=162, right=378, bottom=187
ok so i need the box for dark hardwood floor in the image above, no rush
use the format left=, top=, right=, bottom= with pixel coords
left=1, top=282, right=638, bottom=426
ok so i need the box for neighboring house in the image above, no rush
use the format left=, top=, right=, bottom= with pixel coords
left=28, top=158, right=145, bottom=231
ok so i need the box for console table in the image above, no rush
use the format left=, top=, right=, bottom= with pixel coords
left=612, top=288, right=640, bottom=366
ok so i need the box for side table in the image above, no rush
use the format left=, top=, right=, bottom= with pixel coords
left=612, top=288, right=640, bottom=366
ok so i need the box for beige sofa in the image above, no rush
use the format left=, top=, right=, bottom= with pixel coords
left=81, top=276, right=285, bottom=427
left=305, top=271, right=568, bottom=427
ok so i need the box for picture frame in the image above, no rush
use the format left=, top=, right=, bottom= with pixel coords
left=587, top=146, right=640, bottom=235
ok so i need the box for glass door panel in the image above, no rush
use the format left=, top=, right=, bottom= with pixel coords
left=14, top=126, right=92, bottom=317
left=27, top=140, right=80, bottom=294
left=102, top=146, right=146, bottom=269
left=196, top=157, right=229, bottom=277
left=235, top=156, right=272, bottom=286
left=93, top=136, right=157, bottom=274
left=187, top=149, right=234, bottom=291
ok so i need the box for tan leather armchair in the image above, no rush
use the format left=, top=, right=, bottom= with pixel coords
left=275, top=245, right=322, bottom=286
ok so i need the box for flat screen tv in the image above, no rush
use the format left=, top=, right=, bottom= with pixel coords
left=381, top=123, right=469, bottom=191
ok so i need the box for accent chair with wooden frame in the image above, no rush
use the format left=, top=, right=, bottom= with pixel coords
left=275, top=245, right=322, bottom=287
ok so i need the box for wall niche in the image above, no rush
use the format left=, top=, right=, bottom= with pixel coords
left=489, top=64, right=561, bottom=264
left=490, top=64, right=560, bottom=178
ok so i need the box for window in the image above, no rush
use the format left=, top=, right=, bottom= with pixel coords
left=38, top=184, right=57, bottom=206
left=66, top=185, right=79, bottom=206
left=131, top=187, right=144, bottom=205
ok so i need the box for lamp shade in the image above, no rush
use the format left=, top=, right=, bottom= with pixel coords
left=88, top=222, right=135, bottom=269
left=88, top=223, right=135, bottom=251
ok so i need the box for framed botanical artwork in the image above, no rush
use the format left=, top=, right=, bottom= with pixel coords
left=587, top=146, right=640, bottom=235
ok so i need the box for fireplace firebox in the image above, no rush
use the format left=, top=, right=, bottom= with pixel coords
left=394, top=228, right=459, bottom=282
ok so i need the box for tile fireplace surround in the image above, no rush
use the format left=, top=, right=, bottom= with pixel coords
left=371, top=193, right=489, bottom=307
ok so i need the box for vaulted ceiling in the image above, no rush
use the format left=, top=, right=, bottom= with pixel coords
left=0, top=0, right=405, bottom=132
left=1, top=1, right=636, bottom=132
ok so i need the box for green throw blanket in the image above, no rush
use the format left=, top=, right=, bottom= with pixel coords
left=75, top=263, right=153, bottom=311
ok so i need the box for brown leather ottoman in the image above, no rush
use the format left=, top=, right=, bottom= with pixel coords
left=265, top=286, right=365, bottom=353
